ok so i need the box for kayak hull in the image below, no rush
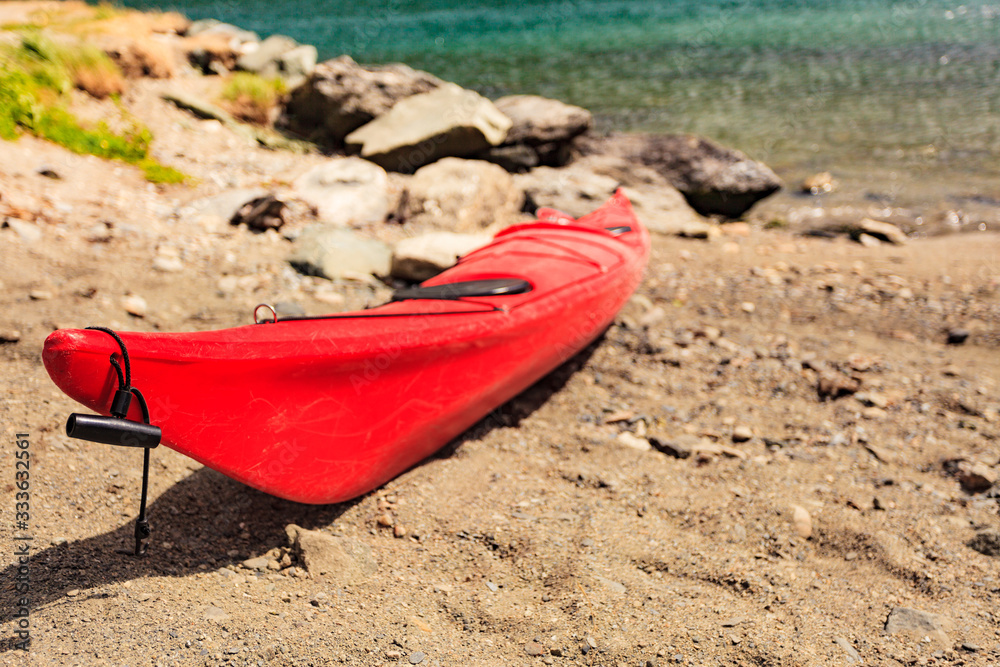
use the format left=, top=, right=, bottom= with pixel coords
left=43, top=191, right=650, bottom=504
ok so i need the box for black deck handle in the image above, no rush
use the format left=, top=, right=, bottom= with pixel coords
left=67, top=414, right=161, bottom=449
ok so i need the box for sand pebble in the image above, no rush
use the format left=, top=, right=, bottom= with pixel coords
left=122, top=294, right=148, bottom=317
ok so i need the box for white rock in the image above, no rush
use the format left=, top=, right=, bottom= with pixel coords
left=5, top=218, right=42, bottom=243
left=152, top=256, right=184, bottom=273
left=403, top=158, right=524, bottom=231
left=616, top=432, right=652, bottom=452
left=391, top=231, right=492, bottom=281
left=345, top=83, right=512, bottom=172
left=292, top=157, right=390, bottom=226
left=122, top=294, right=148, bottom=317
left=791, top=504, right=812, bottom=539
left=289, top=225, right=391, bottom=279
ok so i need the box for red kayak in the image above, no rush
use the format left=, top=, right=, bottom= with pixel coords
left=43, top=191, right=649, bottom=504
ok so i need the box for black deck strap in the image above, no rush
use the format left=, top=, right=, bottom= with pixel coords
left=83, top=327, right=155, bottom=557
left=130, top=387, right=152, bottom=556
left=391, top=278, right=532, bottom=302
left=605, top=225, right=632, bottom=236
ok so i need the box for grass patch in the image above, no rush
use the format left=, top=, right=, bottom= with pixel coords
left=0, top=33, right=186, bottom=183
left=220, top=72, right=287, bottom=125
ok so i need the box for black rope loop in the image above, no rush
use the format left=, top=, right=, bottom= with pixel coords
left=85, top=326, right=153, bottom=557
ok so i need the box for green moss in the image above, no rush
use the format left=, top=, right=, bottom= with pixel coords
left=220, top=72, right=287, bottom=124
left=0, top=32, right=186, bottom=184
left=221, top=72, right=288, bottom=107
left=139, top=159, right=187, bottom=184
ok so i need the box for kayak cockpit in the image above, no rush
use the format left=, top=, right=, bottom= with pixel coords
left=390, top=278, right=532, bottom=302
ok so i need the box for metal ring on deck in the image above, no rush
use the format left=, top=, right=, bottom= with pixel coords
left=254, top=303, right=277, bottom=324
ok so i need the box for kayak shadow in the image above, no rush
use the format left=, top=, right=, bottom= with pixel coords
left=434, top=329, right=607, bottom=459
left=0, top=466, right=360, bottom=652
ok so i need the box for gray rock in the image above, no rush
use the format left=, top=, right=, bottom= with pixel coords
left=345, top=84, right=512, bottom=173
left=884, top=607, right=953, bottom=645
left=968, top=529, right=1000, bottom=557
left=494, top=95, right=591, bottom=145
left=289, top=225, right=391, bottom=279
left=637, top=134, right=781, bottom=217
left=391, top=231, right=492, bottom=282
left=285, top=524, right=377, bottom=582
left=186, top=19, right=259, bottom=45
left=568, top=154, right=712, bottom=237
left=401, top=158, right=524, bottom=230
left=277, top=45, right=318, bottom=86
left=242, top=556, right=269, bottom=571
left=279, top=55, right=443, bottom=147
left=292, top=158, right=390, bottom=226
left=581, top=133, right=780, bottom=218
left=516, top=164, right=618, bottom=218
left=854, top=218, right=908, bottom=245
left=620, top=186, right=714, bottom=238
left=178, top=189, right=268, bottom=222
left=236, top=34, right=303, bottom=79
left=477, top=144, right=538, bottom=173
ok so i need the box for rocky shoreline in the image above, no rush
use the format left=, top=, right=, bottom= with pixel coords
left=2, top=3, right=1000, bottom=666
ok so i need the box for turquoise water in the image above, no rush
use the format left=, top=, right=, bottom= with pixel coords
left=114, top=0, right=1000, bottom=207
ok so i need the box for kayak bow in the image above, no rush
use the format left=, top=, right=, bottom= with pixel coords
left=43, top=191, right=650, bottom=504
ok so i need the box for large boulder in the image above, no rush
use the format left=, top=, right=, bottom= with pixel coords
left=279, top=55, right=443, bottom=147
left=344, top=83, right=512, bottom=173
left=289, top=225, right=391, bottom=280
left=182, top=20, right=259, bottom=75
left=401, top=158, right=524, bottom=230
left=292, top=157, right=391, bottom=226
left=391, top=232, right=492, bottom=282
left=480, top=95, right=592, bottom=172
left=573, top=155, right=714, bottom=237
left=187, top=19, right=259, bottom=43
left=495, top=95, right=593, bottom=146
left=515, top=164, right=618, bottom=219
left=236, top=34, right=316, bottom=84
left=635, top=134, right=782, bottom=218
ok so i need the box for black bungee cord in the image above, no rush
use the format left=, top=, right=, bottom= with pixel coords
left=65, top=327, right=161, bottom=556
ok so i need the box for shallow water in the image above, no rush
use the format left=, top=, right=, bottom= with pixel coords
left=114, top=0, right=1000, bottom=222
